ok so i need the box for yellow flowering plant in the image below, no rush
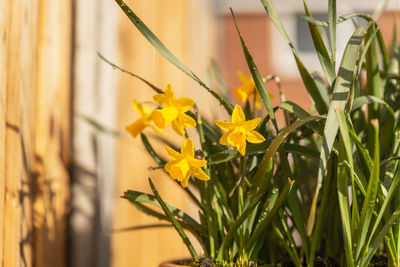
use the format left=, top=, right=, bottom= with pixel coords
left=111, top=0, right=400, bottom=266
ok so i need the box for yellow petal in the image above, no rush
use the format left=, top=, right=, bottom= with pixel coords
left=181, top=138, right=194, bottom=157
left=167, top=159, right=190, bottom=182
left=153, top=93, right=165, bottom=105
left=215, top=120, right=233, bottom=131
left=152, top=107, right=178, bottom=128
left=132, top=100, right=144, bottom=116
left=234, top=86, right=248, bottom=103
left=164, top=84, right=175, bottom=99
left=164, top=160, right=175, bottom=172
left=191, top=168, right=210, bottom=181
left=172, top=119, right=185, bottom=136
left=165, top=146, right=182, bottom=160
left=181, top=172, right=191, bottom=188
left=190, top=158, right=207, bottom=168
left=219, top=132, right=230, bottom=146
left=254, top=92, right=262, bottom=110
left=246, top=130, right=265, bottom=143
left=126, top=118, right=145, bottom=138
left=237, top=71, right=250, bottom=84
left=232, top=105, right=245, bottom=124
left=243, top=118, right=261, bottom=130
left=179, top=113, right=196, bottom=127
left=227, top=131, right=246, bottom=147
left=237, top=142, right=247, bottom=156
left=176, top=97, right=195, bottom=112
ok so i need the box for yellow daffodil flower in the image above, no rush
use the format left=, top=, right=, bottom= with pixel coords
left=233, top=71, right=274, bottom=110
left=215, top=105, right=265, bottom=156
left=164, top=138, right=210, bottom=188
left=126, top=100, right=161, bottom=137
left=152, top=84, right=196, bottom=136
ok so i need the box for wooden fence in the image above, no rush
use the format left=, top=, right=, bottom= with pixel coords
left=0, top=1, right=71, bottom=266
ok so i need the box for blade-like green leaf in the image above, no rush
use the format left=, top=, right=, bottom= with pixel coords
left=336, top=137, right=355, bottom=267
left=303, top=0, right=336, bottom=85
left=230, top=9, right=278, bottom=130
left=114, top=0, right=234, bottom=114
left=307, top=22, right=370, bottom=235
left=98, top=52, right=163, bottom=94
left=123, top=190, right=205, bottom=234
left=260, top=0, right=329, bottom=115
left=362, top=203, right=400, bottom=267
left=248, top=178, right=295, bottom=249
left=354, top=120, right=380, bottom=263
left=328, top=0, right=337, bottom=67
left=250, top=115, right=325, bottom=201
left=148, top=178, right=199, bottom=260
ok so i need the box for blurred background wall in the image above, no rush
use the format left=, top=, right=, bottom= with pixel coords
left=0, top=1, right=71, bottom=267
left=0, top=0, right=399, bottom=267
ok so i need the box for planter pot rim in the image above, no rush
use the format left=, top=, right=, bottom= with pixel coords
left=158, top=259, right=191, bottom=267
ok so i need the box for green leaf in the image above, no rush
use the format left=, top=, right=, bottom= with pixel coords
left=362, top=203, right=400, bottom=267
left=354, top=120, right=380, bottom=263
left=250, top=115, right=325, bottom=201
left=336, top=109, right=359, bottom=228
left=365, top=156, right=400, bottom=251
left=114, top=0, right=234, bottom=114
left=148, top=178, right=199, bottom=260
left=328, top=0, right=337, bottom=67
left=307, top=22, right=370, bottom=235
left=303, top=0, right=336, bottom=85
left=248, top=178, right=295, bottom=250
left=98, top=52, right=163, bottom=94
left=336, top=137, right=355, bottom=267
left=260, top=0, right=329, bottom=115
left=140, top=133, right=166, bottom=166
left=123, top=190, right=205, bottom=234
left=230, top=9, right=278, bottom=130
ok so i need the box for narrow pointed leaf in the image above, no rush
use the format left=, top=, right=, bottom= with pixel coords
left=307, top=22, right=370, bottom=235
left=114, top=0, right=234, bottom=114
left=148, top=178, right=199, bottom=260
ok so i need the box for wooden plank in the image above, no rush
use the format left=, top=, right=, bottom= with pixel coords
left=19, top=1, right=40, bottom=266
left=33, top=0, right=72, bottom=266
left=3, top=0, right=22, bottom=266
left=0, top=0, right=10, bottom=264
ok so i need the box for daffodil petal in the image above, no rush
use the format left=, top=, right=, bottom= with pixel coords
left=191, top=168, right=210, bottom=181
left=219, top=132, right=230, bottom=146
left=246, top=130, right=265, bottom=143
left=168, top=159, right=190, bottom=181
left=232, top=105, right=245, bottom=124
left=237, top=71, right=250, bottom=84
left=181, top=138, right=194, bottom=157
left=237, top=142, right=247, bottom=156
left=179, top=113, right=196, bottom=127
left=215, top=120, right=233, bottom=131
left=152, top=107, right=178, bottom=128
left=126, top=118, right=145, bottom=138
left=227, top=131, right=246, bottom=147
left=132, top=100, right=143, bottom=116
left=172, top=119, right=185, bottom=136
left=234, top=86, right=248, bottom=103
left=176, top=97, right=194, bottom=112
left=164, top=84, right=175, bottom=99
left=164, top=160, right=175, bottom=172
left=165, top=146, right=182, bottom=160
left=190, top=158, right=207, bottom=168
left=181, top=173, right=190, bottom=188
left=243, top=118, right=261, bottom=130
left=254, top=92, right=262, bottom=110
